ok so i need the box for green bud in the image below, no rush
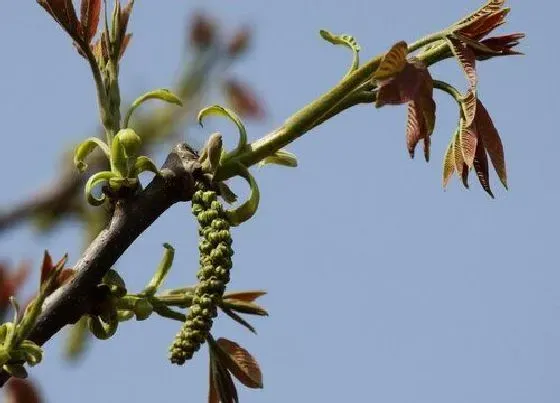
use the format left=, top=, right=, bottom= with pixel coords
left=134, top=299, right=153, bottom=321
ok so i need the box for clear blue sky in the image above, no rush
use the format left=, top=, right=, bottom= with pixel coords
left=1, top=1, right=557, bottom=402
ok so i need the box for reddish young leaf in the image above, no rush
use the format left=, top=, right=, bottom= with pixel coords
left=208, top=364, right=219, bottom=403
left=39, top=251, right=54, bottom=285
left=118, top=0, right=135, bottom=43
left=406, top=101, right=425, bottom=159
left=376, top=61, right=429, bottom=108
left=210, top=357, right=238, bottom=403
left=372, top=41, right=408, bottom=80
left=119, top=33, right=133, bottom=60
left=80, top=0, right=101, bottom=43
left=223, top=290, right=266, bottom=303
left=461, top=163, right=470, bottom=189
left=473, top=140, right=494, bottom=198
left=460, top=9, right=509, bottom=40
left=442, top=137, right=456, bottom=188
left=452, top=128, right=465, bottom=174
left=474, top=99, right=508, bottom=188
left=477, top=33, right=525, bottom=59
left=224, top=80, right=265, bottom=120
left=461, top=89, right=477, bottom=127
left=190, top=12, right=217, bottom=50
left=460, top=123, right=478, bottom=168
left=228, top=26, right=251, bottom=57
left=447, top=36, right=477, bottom=90
left=37, top=0, right=82, bottom=39
left=217, top=338, right=263, bottom=389
left=5, top=378, right=42, bottom=403
left=454, top=0, right=506, bottom=35
left=0, top=262, right=30, bottom=311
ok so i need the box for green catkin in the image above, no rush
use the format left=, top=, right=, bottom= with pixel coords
left=169, top=184, right=234, bottom=364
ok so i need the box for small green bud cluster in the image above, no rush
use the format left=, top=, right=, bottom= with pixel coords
left=169, top=186, right=233, bottom=364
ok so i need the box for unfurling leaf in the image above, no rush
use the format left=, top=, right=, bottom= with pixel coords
left=198, top=105, right=248, bottom=156
left=217, top=338, right=263, bottom=389
left=474, top=99, right=508, bottom=189
left=80, top=0, right=101, bottom=43
left=319, top=29, right=361, bottom=74
left=452, top=0, right=507, bottom=38
left=124, top=89, right=183, bottom=127
left=446, top=35, right=477, bottom=90
left=73, top=137, right=110, bottom=172
left=373, top=41, right=408, bottom=80
left=473, top=140, right=494, bottom=198
left=225, top=165, right=260, bottom=226
left=477, top=33, right=525, bottom=59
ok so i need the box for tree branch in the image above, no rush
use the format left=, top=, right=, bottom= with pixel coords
left=0, top=143, right=202, bottom=386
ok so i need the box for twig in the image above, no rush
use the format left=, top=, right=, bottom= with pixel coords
left=0, top=143, right=202, bottom=386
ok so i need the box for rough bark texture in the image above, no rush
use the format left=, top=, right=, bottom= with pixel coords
left=0, top=143, right=202, bottom=386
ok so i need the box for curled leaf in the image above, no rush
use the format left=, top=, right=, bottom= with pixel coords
left=198, top=105, right=248, bottom=157
left=372, top=41, right=408, bottom=80
left=225, top=165, right=260, bottom=226
left=124, top=88, right=183, bottom=127
left=131, top=156, right=159, bottom=177
left=319, top=29, right=361, bottom=75
left=73, top=137, right=110, bottom=172
left=85, top=171, right=117, bottom=205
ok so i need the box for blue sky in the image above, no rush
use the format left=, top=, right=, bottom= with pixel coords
left=1, top=1, right=558, bottom=402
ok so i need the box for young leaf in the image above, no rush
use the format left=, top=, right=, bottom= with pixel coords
left=124, top=89, right=183, bottom=127
left=217, top=338, right=263, bottom=389
left=474, top=100, right=508, bottom=189
left=442, top=136, right=456, bottom=188
left=446, top=36, right=477, bottom=90
left=221, top=307, right=257, bottom=334
left=459, top=123, right=477, bottom=168
left=210, top=352, right=239, bottom=403
left=372, top=41, right=408, bottom=80
left=80, top=0, right=101, bottom=43
left=198, top=105, right=248, bottom=157
left=453, top=0, right=505, bottom=32
left=73, top=137, right=110, bottom=172
left=223, top=291, right=267, bottom=303
left=225, top=164, right=260, bottom=227
left=258, top=149, right=298, bottom=168
left=473, top=141, right=494, bottom=198
left=460, top=89, right=477, bottom=127
left=452, top=127, right=465, bottom=174
left=319, top=29, right=361, bottom=74
left=143, top=243, right=175, bottom=296
left=406, top=101, right=424, bottom=159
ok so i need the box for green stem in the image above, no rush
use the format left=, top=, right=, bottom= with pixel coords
left=408, top=31, right=447, bottom=53
left=433, top=80, right=462, bottom=102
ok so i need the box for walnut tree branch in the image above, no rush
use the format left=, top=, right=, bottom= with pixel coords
left=0, top=143, right=202, bottom=386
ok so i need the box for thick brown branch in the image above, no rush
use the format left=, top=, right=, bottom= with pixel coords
left=0, top=143, right=202, bottom=386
